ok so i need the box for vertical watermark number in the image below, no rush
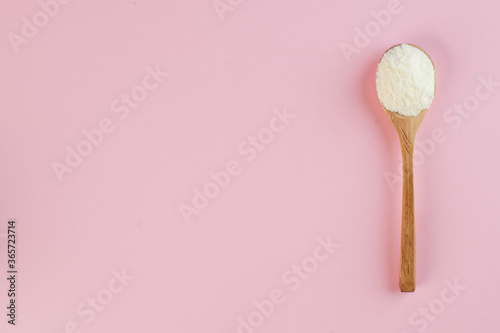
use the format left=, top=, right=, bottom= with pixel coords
left=6, top=220, right=17, bottom=325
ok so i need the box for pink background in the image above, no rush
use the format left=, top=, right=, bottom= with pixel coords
left=1, top=0, right=500, bottom=332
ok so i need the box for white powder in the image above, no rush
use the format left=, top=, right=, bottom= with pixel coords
left=376, top=44, right=435, bottom=117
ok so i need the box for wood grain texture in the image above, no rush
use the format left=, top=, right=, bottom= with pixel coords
left=386, top=110, right=428, bottom=292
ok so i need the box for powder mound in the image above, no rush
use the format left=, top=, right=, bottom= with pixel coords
left=376, top=44, right=435, bottom=117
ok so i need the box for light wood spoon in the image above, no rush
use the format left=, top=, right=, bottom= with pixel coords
left=376, top=44, right=436, bottom=292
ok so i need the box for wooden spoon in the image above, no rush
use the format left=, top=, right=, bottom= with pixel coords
left=377, top=44, right=436, bottom=292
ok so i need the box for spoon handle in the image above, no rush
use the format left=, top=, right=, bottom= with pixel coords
left=399, top=131, right=416, bottom=292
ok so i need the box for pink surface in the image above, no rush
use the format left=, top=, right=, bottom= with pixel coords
left=1, top=0, right=499, bottom=332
